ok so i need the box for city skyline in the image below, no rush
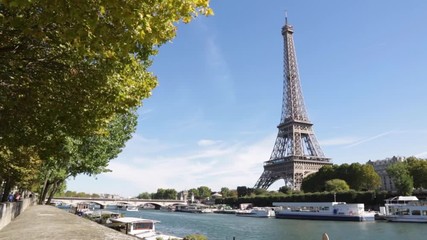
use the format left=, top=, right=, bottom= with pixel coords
left=67, top=0, right=427, bottom=197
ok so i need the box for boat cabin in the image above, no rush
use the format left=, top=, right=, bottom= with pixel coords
left=69, top=202, right=91, bottom=216
left=109, top=217, right=158, bottom=235
left=382, top=196, right=427, bottom=222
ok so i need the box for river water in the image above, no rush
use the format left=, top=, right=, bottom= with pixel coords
left=118, top=209, right=427, bottom=240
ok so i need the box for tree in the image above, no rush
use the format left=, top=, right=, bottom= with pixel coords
left=359, top=164, right=381, bottom=191
left=220, top=187, right=230, bottom=198
left=253, top=188, right=268, bottom=196
left=163, top=189, right=178, bottom=200
left=152, top=188, right=177, bottom=199
left=301, top=165, right=335, bottom=192
left=1, top=0, right=213, bottom=148
left=301, top=173, right=318, bottom=193
left=188, top=188, right=199, bottom=199
left=137, top=192, right=151, bottom=199
left=91, top=193, right=100, bottom=198
left=345, top=163, right=364, bottom=190
left=184, top=234, right=208, bottom=240
left=301, top=163, right=381, bottom=193
left=1, top=0, right=212, bottom=199
left=387, top=162, right=414, bottom=196
left=152, top=189, right=165, bottom=199
left=237, top=186, right=250, bottom=197
left=325, top=179, right=350, bottom=192
left=406, top=157, right=427, bottom=189
left=39, top=110, right=137, bottom=204
left=197, top=186, right=212, bottom=199
left=278, top=186, right=292, bottom=194
left=0, top=146, right=42, bottom=202
left=228, top=190, right=238, bottom=198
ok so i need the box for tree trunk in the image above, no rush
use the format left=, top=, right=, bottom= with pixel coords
left=46, top=180, right=61, bottom=205
left=39, top=180, right=52, bottom=205
left=38, top=170, right=51, bottom=204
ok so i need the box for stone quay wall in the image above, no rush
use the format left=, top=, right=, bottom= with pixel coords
left=0, top=198, right=36, bottom=230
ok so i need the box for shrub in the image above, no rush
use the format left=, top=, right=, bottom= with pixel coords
left=183, top=234, right=208, bottom=240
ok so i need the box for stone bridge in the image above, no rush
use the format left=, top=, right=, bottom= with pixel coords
left=51, top=197, right=187, bottom=209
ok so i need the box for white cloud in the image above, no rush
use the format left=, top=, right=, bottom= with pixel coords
left=197, top=139, right=222, bottom=147
left=319, top=137, right=361, bottom=146
left=415, top=151, right=427, bottom=158
left=102, top=134, right=275, bottom=194
left=121, top=133, right=176, bottom=157
left=344, top=131, right=394, bottom=148
left=203, top=30, right=236, bottom=104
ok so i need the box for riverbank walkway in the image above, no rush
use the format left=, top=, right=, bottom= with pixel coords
left=0, top=205, right=136, bottom=240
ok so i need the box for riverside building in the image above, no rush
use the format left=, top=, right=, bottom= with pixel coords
left=367, top=156, right=406, bottom=192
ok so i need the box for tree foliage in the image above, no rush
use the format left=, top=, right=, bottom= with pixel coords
left=359, top=164, right=381, bottom=191
left=301, top=165, right=335, bottom=192
left=301, top=163, right=381, bottom=193
left=0, top=0, right=212, bottom=201
left=237, top=186, right=251, bottom=197
left=387, top=161, right=414, bottom=196
left=252, top=188, right=268, bottom=196
left=325, top=179, right=350, bottom=192
left=183, top=234, right=208, bottom=240
left=152, top=188, right=177, bottom=200
left=0, top=146, right=42, bottom=201
left=136, top=192, right=152, bottom=200
left=1, top=0, right=212, bottom=148
left=220, top=187, right=230, bottom=198
left=60, top=191, right=100, bottom=198
left=188, top=188, right=199, bottom=199
left=39, top=110, right=138, bottom=204
left=278, top=186, right=292, bottom=194
left=197, top=186, right=212, bottom=199
left=406, top=157, right=427, bottom=189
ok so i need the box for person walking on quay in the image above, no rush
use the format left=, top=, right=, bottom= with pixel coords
left=14, top=192, right=21, bottom=201
left=8, top=193, right=14, bottom=202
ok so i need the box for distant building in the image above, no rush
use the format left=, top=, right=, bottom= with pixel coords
left=367, top=156, right=406, bottom=191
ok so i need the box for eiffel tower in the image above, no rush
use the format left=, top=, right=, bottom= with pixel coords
left=254, top=17, right=331, bottom=190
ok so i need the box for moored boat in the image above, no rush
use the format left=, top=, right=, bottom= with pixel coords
left=175, top=203, right=215, bottom=213
left=383, top=196, right=427, bottom=223
left=108, top=217, right=182, bottom=240
left=69, top=202, right=92, bottom=216
left=160, top=205, right=176, bottom=212
left=126, top=205, right=139, bottom=211
left=273, top=202, right=375, bottom=221
left=83, top=210, right=122, bottom=224
left=235, top=207, right=276, bottom=218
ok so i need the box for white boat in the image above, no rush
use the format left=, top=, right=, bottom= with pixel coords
left=235, top=207, right=276, bottom=218
left=69, top=202, right=92, bottom=216
left=159, top=206, right=176, bottom=212
left=175, top=203, right=215, bottom=213
left=273, top=202, right=375, bottom=221
left=126, top=205, right=139, bottom=211
left=83, top=210, right=122, bottom=224
left=383, top=196, right=427, bottom=223
left=109, top=217, right=182, bottom=240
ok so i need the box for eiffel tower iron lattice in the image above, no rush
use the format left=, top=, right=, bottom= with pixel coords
left=254, top=18, right=332, bottom=190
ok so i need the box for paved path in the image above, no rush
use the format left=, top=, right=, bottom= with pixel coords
left=0, top=205, right=136, bottom=240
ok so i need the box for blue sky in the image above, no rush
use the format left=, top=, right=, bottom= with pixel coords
left=67, top=0, right=427, bottom=197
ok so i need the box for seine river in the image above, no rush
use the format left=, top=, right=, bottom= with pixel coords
left=118, top=209, right=427, bottom=240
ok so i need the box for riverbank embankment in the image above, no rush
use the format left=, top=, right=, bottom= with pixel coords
left=0, top=198, right=35, bottom=230
left=0, top=205, right=136, bottom=240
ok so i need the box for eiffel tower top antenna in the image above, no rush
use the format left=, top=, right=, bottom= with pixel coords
left=285, top=10, right=288, bottom=25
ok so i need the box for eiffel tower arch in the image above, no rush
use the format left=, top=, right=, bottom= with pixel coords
left=254, top=17, right=332, bottom=191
